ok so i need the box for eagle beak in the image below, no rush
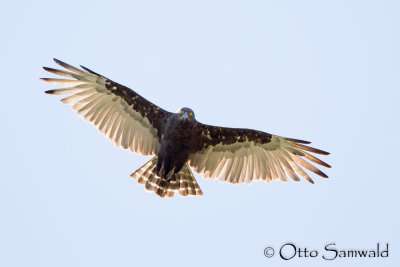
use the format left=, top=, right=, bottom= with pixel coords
left=182, top=113, right=189, bottom=119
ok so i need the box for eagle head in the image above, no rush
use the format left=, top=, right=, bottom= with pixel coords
left=177, top=107, right=195, bottom=120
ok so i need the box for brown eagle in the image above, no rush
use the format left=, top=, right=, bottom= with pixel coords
left=42, top=59, right=331, bottom=198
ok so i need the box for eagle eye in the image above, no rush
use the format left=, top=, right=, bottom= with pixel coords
left=189, top=112, right=193, bottom=116
left=179, top=110, right=183, bottom=114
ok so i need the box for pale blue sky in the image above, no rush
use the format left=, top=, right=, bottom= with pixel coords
left=1, top=0, right=399, bottom=266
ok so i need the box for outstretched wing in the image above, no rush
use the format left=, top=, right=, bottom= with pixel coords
left=42, top=59, right=172, bottom=156
left=188, top=123, right=330, bottom=184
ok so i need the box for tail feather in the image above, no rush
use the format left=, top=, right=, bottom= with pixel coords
left=130, top=157, right=203, bottom=198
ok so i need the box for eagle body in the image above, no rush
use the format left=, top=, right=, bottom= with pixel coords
left=42, top=59, right=331, bottom=198
left=157, top=111, right=197, bottom=179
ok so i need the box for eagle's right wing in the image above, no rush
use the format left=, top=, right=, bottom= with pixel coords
left=42, top=59, right=172, bottom=156
left=188, top=123, right=330, bottom=184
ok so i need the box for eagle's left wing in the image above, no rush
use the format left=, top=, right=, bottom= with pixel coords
left=42, top=59, right=172, bottom=156
left=188, top=123, right=330, bottom=184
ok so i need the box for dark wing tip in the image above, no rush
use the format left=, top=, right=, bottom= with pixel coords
left=45, top=89, right=55, bottom=94
left=319, top=161, right=332, bottom=168
left=285, top=137, right=311, bottom=144
left=53, top=58, right=75, bottom=70
left=53, top=58, right=62, bottom=64
left=80, top=65, right=101, bottom=76
left=294, top=143, right=330, bottom=155
left=53, top=57, right=64, bottom=64
left=325, top=163, right=332, bottom=168
left=317, top=149, right=330, bottom=156
left=316, top=170, right=329, bottom=178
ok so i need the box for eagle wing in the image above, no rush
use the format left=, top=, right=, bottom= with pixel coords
left=42, top=59, right=172, bottom=156
left=188, top=123, right=330, bottom=184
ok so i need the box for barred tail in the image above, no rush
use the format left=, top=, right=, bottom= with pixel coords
left=130, top=156, right=203, bottom=198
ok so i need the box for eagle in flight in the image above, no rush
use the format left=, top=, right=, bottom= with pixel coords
left=42, top=59, right=330, bottom=198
